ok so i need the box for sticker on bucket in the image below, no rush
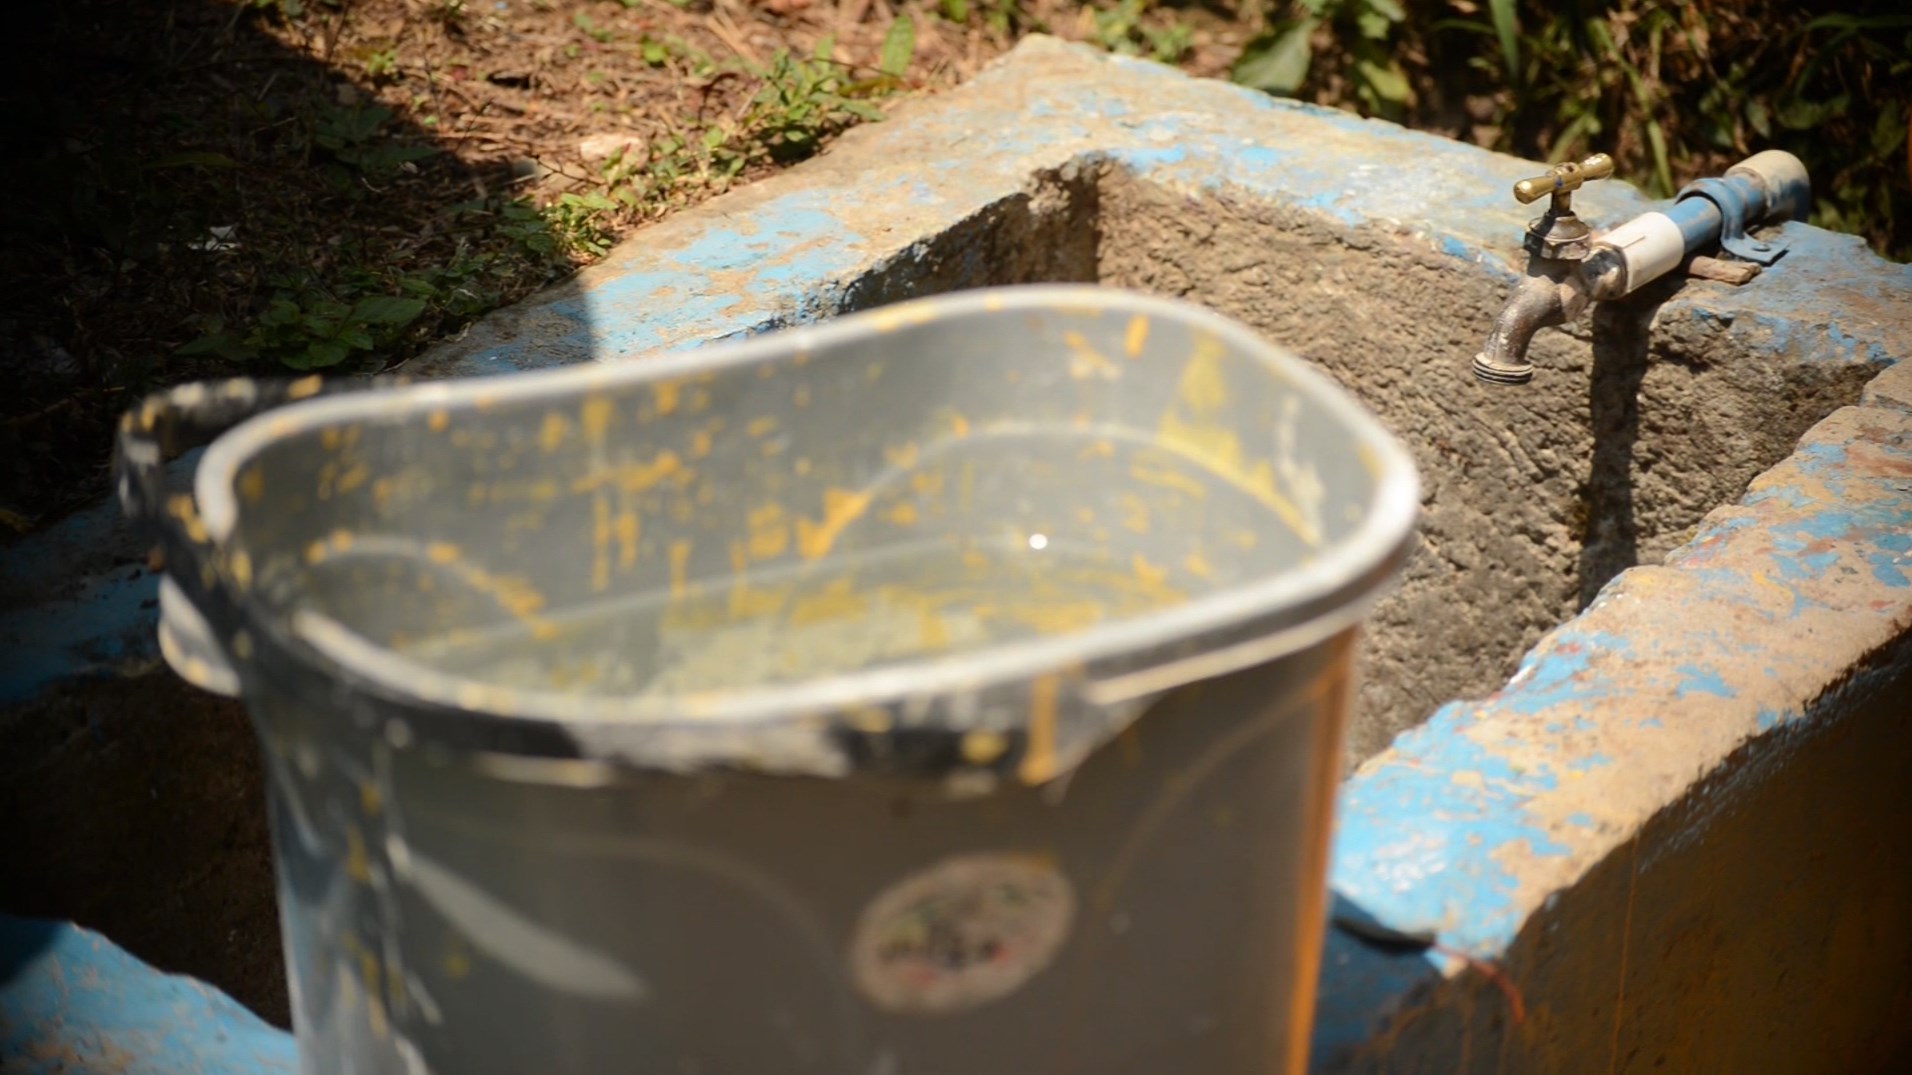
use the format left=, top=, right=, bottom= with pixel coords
left=848, top=852, right=1075, bottom=1015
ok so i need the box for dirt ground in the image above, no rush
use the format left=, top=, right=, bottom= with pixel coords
left=0, top=0, right=1244, bottom=532
left=3, top=0, right=1901, bottom=530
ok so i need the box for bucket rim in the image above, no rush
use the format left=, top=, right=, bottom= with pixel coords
left=194, top=283, right=1421, bottom=733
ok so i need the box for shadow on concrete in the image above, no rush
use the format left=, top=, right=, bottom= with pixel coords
left=1311, top=891, right=1448, bottom=1071
left=0, top=915, right=61, bottom=990
left=1576, top=281, right=1677, bottom=609
left=0, top=672, right=286, bottom=1026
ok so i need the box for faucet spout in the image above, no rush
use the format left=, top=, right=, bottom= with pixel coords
left=1471, top=271, right=1591, bottom=385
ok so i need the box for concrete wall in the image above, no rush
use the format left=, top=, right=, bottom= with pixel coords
left=1319, top=393, right=1912, bottom=1072
left=1327, top=642, right=1912, bottom=1074
left=1089, top=170, right=1877, bottom=761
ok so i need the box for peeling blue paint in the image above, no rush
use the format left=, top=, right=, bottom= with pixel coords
left=1793, top=441, right=1851, bottom=471
left=1675, top=665, right=1736, bottom=699
left=1332, top=700, right=1569, bottom=957
left=1106, top=145, right=1189, bottom=171
left=0, top=475, right=176, bottom=705
left=1869, top=553, right=1910, bottom=587
left=0, top=913, right=297, bottom=1074
left=1565, top=812, right=1597, bottom=828
left=1744, top=485, right=1813, bottom=510
left=1497, top=629, right=1632, bottom=715
left=1572, top=750, right=1617, bottom=771
left=1772, top=549, right=1839, bottom=581
left=1310, top=895, right=1444, bottom=1070
left=0, top=569, right=160, bottom=704
left=581, top=270, right=746, bottom=358
left=1437, top=234, right=1478, bottom=262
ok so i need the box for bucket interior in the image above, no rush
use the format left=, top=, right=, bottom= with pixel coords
left=215, top=295, right=1395, bottom=703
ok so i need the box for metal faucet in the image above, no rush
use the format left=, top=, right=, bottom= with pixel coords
left=1472, top=154, right=1613, bottom=385
left=1472, top=149, right=1812, bottom=385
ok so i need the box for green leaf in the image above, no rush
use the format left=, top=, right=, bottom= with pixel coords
left=1356, top=58, right=1410, bottom=106
left=939, top=0, right=969, bottom=22
left=1584, top=17, right=1613, bottom=57
left=1873, top=101, right=1907, bottom=159
left=1356, top=10, right=1391, bottom=40
left=1546, top=110, right=1601, bottom=164
left=1487, top=0, right=1519, bottom=83
left=349, top=295, right=428, bottom=326
left=1232, top=19, right=1318, bottom=96
left=1775, top=94, right=1849, bottom=131
left=1362, top=0, right=1405, bottom=23
left=262, top=298, right=302, bottom=326
left=294, top=339, right=352, bottom=370
left=177, top=331, right=255, bottom=362
left=1744, top=99, right=1772, bottom=139
left=1644, top=119, right=1672, bottom=197
left=879, top=14, right=916, bottom=77
left=339, top=105, right=393, bottom=142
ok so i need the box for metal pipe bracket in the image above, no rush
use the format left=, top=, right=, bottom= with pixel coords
left=1677, top=176, right=1787, bottom=266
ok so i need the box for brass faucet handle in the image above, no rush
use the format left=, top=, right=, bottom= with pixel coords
left=1512, top=153, right=1616, bottom=206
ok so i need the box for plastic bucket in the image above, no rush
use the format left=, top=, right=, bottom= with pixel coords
left=118, top=284, right=1418, bottom=1075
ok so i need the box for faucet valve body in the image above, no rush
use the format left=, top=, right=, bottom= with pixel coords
left=1513, top=153, right=1615, bottom=261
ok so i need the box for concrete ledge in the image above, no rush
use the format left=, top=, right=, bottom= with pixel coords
left=1320, top=400, right=1912, bottom=1070
left=4, top=36, right=1911, bottom=1073
left=0, top=912, right=295, bottom=1074
left=1862, top=355, right=1912, bottom=411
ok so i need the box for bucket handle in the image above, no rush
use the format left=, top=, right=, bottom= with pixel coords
left=116, top=374, right=405, bottom=694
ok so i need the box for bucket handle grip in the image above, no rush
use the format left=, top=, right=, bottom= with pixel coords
left=116, top=374, right=407, bottom=563
left=116, top=375, right=405, bottom=693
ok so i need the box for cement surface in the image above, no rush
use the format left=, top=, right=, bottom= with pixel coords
left=1326, top=399, right=1912, bottom=1071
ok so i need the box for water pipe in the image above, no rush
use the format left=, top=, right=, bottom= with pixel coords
left=1472, top=150, right=1812, bottom=385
